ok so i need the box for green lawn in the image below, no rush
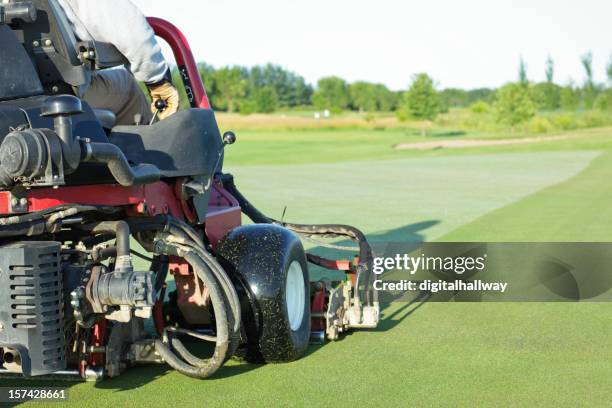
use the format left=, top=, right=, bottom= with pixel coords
left=11, top=124, right=612, bottom=407
left=441, top=148, right=612, bottom=241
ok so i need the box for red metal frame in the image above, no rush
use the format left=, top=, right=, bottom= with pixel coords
left=147, top=17, right=210, bottom=109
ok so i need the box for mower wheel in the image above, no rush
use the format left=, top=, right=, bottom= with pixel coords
left=217, top=224, right=310, bottom=363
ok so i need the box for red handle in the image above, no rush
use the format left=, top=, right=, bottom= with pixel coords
left=147, top=17, right=210, bottom=109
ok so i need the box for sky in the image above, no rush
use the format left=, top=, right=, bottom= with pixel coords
left=132, top=0, right=612, bottom=91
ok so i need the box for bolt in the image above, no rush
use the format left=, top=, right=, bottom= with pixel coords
left=32, top=40, right=40, bottom=47
left=44, top=39, right=52, bottom=47
left=19, top=198, right=27, bottom=206
left=51, top=86, right=59, bottom=93
left=10, top=198, right=18, bottom=207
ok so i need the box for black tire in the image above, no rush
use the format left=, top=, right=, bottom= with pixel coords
left=216, top=224, right=310, bottom=363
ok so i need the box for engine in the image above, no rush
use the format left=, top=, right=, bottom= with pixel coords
left=0, top=238, right=155, bottom=378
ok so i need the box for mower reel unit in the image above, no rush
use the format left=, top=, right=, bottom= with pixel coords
left=0, top=1, right=378, bottom=381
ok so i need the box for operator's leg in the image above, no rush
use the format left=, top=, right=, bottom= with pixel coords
left=83, top=67, right=153, bottom=126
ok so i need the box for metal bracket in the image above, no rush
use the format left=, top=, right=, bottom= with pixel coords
left=8, top=188, right=28, bottom=213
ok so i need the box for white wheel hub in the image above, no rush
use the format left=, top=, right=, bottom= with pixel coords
left=285, top=261, right=306, bottom=331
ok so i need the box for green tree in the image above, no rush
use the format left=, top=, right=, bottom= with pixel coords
left=398, top=73, right=440, bottom=135
left=545, top=55, right=554, bottom=83
left=349, top=81, right=378, bottom=112
left=252, top=86, right=279, bottom=113
left=494, top=82, right=536, bottom=135
left=560, top=82, right=579, bottom=111
left=607, top=55, right=612, bottom=86
left=348, top=82, right=396, bottom=112
left=198, top=62, right=217, bottom=96
left=209, top=66, right=248, bottom=112
left=518, top=57, right=528, bottom=86
left=531, top=82, right=561, bottom=110
left=581, top=52, right=596, bottom=109
left=248, top=64, right=312, bottom=107
left=311, top=76, right=350, bottom=113
left=439, top=88, right=467, bottom=109
left=594, top=89, right=612, bottom=111
left=439, top=88, right=494, bottom=109
left=373, top=84, right=398, bottom=111
left=470, top=101, right=491, bottom=113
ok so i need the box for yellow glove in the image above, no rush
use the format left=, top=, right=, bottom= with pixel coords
left=148, top=82, right=180, bottom=120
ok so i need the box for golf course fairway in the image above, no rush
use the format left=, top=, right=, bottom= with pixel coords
left=8, top=127, right=612, bottom=407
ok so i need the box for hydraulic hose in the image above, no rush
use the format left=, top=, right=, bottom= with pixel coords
left=152, top=239, right=233, bottom=378
left=131, top=215, right=241, bottom=337
left=87, top=221, right=130, bottom=258
left=127, top=215, right=241, bottom=377
left=0, top=205, right=117, bottom=238
left=77, top=220, right=133, bottom=271
left=153, top=217, right=241, bottom=335
left=82, top=141, right=160, bottom=186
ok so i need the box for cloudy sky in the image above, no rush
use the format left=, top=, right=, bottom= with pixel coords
left=132, top=0, right=612, bottom=90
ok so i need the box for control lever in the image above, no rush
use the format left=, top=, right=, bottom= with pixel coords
left=149, top=99, right=169, bottom=125
left=223, top=131, right=237, bottom=146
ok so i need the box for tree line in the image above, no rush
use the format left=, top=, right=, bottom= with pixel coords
left=172, top=63, right=401, bottom=114
left=395, top=53, right=612, bottom=135
left=172, top=54, right=612, bottom=125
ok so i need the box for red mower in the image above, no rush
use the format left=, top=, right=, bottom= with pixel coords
left=0, top=1, right=379, bottom=380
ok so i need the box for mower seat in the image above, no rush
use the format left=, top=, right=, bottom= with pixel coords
left=108, top=108, right=224, bottom=178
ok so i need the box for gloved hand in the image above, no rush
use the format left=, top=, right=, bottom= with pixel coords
left=148, top=81, right=180, bottom=120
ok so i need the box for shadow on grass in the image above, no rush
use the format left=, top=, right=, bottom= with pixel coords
left=377, top=290, right=432, bottom=332
left=431, top=130, right=467, bottom=138
left=306, top=220, right=438, bottom=342
left=308, top=220, right=439, bottom=281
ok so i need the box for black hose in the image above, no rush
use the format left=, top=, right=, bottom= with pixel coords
left=151, top=255, right=169, bottom=295
left=154, top=338, right=228, bottom=379
left=93, top=246, right=117, bottom=261
left=0, top=205, right=106, bottom=237
left=127, top=214, right=241, bottom=366
left=0, top=218, right=47, bottom=237
left=0, top=204, right=98, bottom=226
left=183, top=249, right=240, bottom=354
left=79, top=221, right=131, bottom=258
left=153, top=218, right=241, bottom=334
left=83, top=142, right=160, bottom=186
left=183, top=250, right=239, bottom=359
left=153, top=241, right=231, bottom=378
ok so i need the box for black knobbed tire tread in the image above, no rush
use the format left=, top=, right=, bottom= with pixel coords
left=217, top=224, right=311, bottom=363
